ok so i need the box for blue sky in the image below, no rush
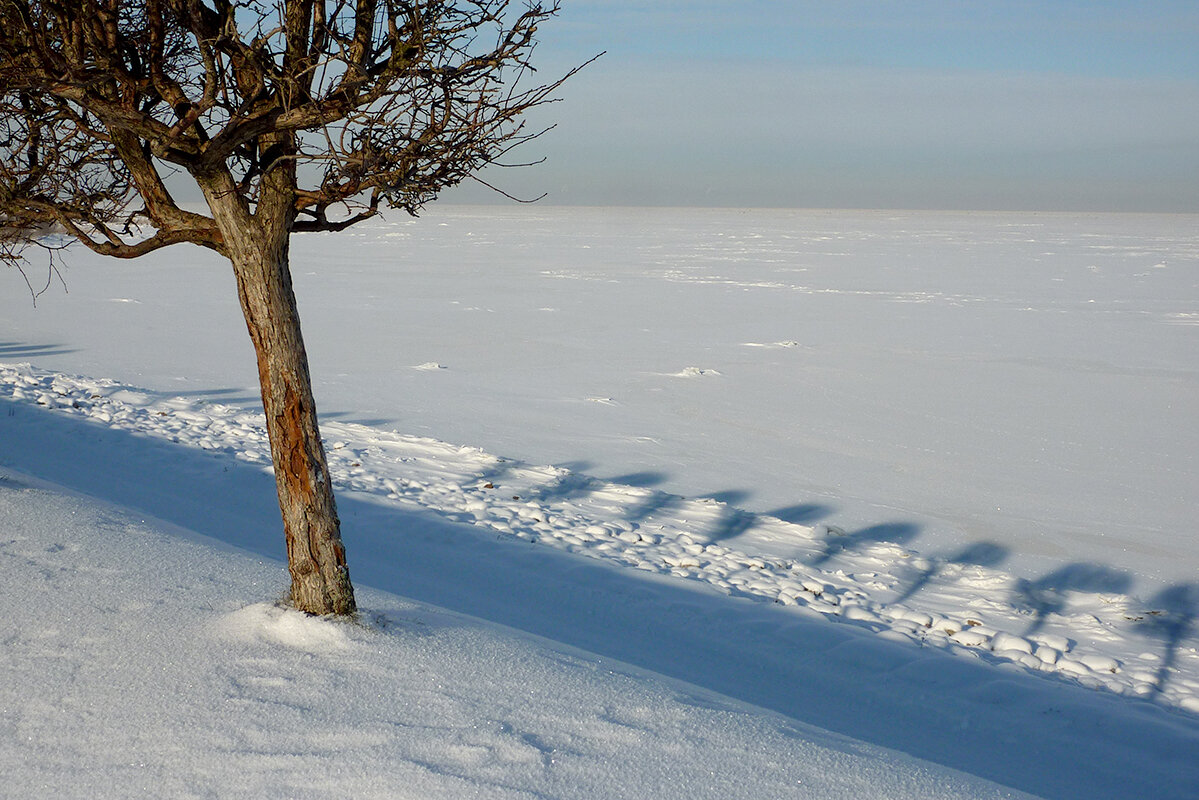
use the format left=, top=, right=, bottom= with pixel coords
left=451, top=1, right=1199, bottom=211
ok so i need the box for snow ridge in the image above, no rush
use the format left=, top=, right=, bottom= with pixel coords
left=4, top=362, right=1198, bottom=715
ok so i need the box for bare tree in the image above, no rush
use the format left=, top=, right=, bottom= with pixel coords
left=0, top=0, right=586, bottom=615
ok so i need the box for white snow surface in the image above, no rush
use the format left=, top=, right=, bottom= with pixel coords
left=4, top=207, right=1196, bottom=591
left=2, top=206, right=1199, bottom=798
left=5, top=473, right=1031, bottom=800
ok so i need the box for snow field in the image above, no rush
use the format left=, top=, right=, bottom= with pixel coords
left=3, top=206, right=1198, bottom=798
left=5, top=362, right=1197, bottom=716
left=7, top=207, right=1196, bottom=597
left=5, top=478, right=1043, bottom=800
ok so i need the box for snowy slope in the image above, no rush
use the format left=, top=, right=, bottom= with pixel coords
left=2, top=364, right=1198, bottom=799
left=3, top=474, right=1035, bottom=800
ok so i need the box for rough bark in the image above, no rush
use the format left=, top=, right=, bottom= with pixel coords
left=203, top=175, right=355, bottom=616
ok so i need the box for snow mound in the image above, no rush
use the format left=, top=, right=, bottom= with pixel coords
left=216, top=602, right=354, bottom=652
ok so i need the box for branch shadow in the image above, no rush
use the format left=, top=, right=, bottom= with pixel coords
left=705, top=504, right=758, bottom=543
left=0, top=342, right=79, bottom=358
left=621, top=489, right=682, bottom=524
left=466, top=457, right=524, bottom=492
left=701, top=489, right=752, bottom=506
left=808, top=521, right=921, bottom=567
left=1135, top=581, right=1199, bottom=699
left=1012, top=563, right=1133, bottom=636
left=591, top=471, right=685, bottom=525
left=603, top=471, right=669, bottom=488
left=604, top=482, right=834, bottom=547
left=765, top=503, right=834, bottom=525
left=892, top=541, right=1010, bottom=605
left=698, top=499, right=837, bottom=549
left=529, top=470, right=601, bottom=503
left=694, top=490, right=757, bottom=543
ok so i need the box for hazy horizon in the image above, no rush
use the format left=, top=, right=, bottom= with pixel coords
left=439, top=1, right=1199, bottom=214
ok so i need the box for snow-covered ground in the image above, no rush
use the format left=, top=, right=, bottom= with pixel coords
left=5, top=207, right=1196, bottom=590
left=2, top=206, right=1198, bottom=798
left=7, top=472, right=1042, bottom=800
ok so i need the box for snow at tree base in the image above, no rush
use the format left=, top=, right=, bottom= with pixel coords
left=2, top=207, right=1198, bottom=798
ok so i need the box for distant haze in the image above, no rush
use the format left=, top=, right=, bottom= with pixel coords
left=444, top=1, right=1199, bottom=212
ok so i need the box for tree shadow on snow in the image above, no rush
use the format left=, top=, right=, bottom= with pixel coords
left=699, top=499, right=836, bottom=549
left=892, top=541, right=1010, bottom=605
left=704, top=504, right=758, bottom=543
left=692, top=490, right=757, bottom=543
left=0, top=341, right=79, bottom=359
left=765, top=503, right=834, bottom=525
left=620, top=489, right=683, bottom=525
left=808, top=522, right=921, bottom=567
left=609, top=483, right=834, bottom=547
left=1135, top=581, right=1199, bottom=699
left=1012, top=562, right=1133, bottom=636
left=700, top=489, right=752, bottom=506
left=4, top=395, right=1198, bottom=800
left=602, top=471, right=668, bottom=488
left=528, top=470, right=601, bottom=503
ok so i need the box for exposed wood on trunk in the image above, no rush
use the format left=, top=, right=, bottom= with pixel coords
left=203, top=174, right=354, bottom=616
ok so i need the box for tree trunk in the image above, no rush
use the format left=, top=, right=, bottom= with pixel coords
left=204, top=184, right=355, bottom=616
